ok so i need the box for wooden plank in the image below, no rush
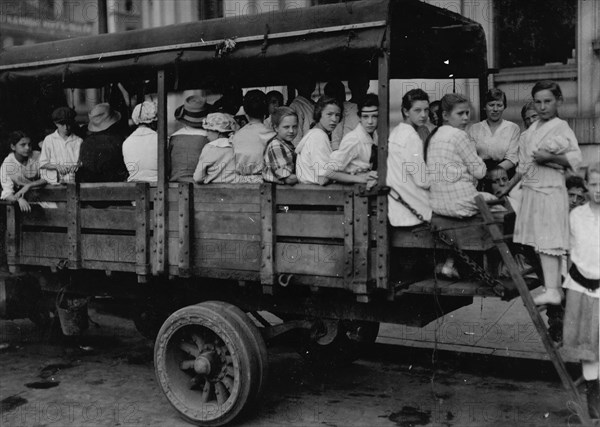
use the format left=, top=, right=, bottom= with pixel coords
left=21, top=205, right=67, bottom=228
left=135, top=183, right=150, bottom=278
left=178, top=183, right=193, bottom=277
left=79, top=183, right=138, bottom=201
left=21, top=232, right=68, bottom=259
left=375, top=194, right=390, bottom=291
left=193, top=203, right=260, bottom=213
left=81, top=234, right=136, bottom=263
left=260, top=184, right=276, bottom=293
left=82, top=208, right=136, bottom=230
left=5, top=205, right=20, bottom=271
left=343, top=191, right=354, bottom=286
left=275, top=211, right=344, bottom=239
left=67, top=183, right=81, bottom=269
left=275, top=185, right=346, bottom=206
left=81, top=260, right=137, bottom=273
left=154, top=68, right=168, bottom=275
left=194, top=211, right=261, bottom=235
left=192, top=185, right=261, bottom=204
left=187, top=267, right=261, bottom=282
left=275, top=243, right=344, bottom=277
left=351, top=190, right=370, bottom=295
left=192, top=239, right=261, bottom=270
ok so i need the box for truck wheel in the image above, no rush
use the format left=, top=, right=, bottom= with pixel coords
left=301, top=320, right=379, bottom=367
left=154, top=302, right=266, bottom=426
left=200, top=301, right=268, bottom=403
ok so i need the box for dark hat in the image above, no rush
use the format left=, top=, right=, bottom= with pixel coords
left=52, top=107, right=76, bottom=124
left=174, top=95, right=210, bottom=128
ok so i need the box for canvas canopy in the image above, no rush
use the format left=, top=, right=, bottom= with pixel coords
left=0, top=0, right=487, bottom=88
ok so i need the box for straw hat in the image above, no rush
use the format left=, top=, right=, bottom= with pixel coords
left=88, top=103, right=121, bottom=132
left=174, top=95, right=210, bottom=128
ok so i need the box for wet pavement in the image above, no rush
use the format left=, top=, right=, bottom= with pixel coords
left=0, top=297, right=586, bottom=427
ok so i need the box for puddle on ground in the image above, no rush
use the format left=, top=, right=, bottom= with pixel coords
left=0, top=395, right=28, bottom=413
left=39, top=363, right=74, bottom=379
left=25, top=381, right=60, bottom=389
left=389, top=406, right=432, bottom=427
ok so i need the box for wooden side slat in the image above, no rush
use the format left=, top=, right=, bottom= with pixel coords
left=193, top=203, right=260, bottom=213
left=275, top=211, right=344, bottom=238
left=178, top=183, right=193, bottom=277
left=67, top=183, right=81, bottom=269
left=275, top=243, right=344, bottom=277
left=154, top=68, right=168, bottom=275
left=79, top=183, right=138, bottom=201
left=343, top=191, right=354, bottom=286
left=260, top=184, right=276, bottom=294
left=275, top=185, right=346, bottom=206
left=375, top=194, right=390, bottom=291
left=194, top=212, right=261, bottom=235
left=21, top=232, right=68, bottom=259
left=26, top=187, right=67, bottom=202
left=192, top=185, right=261, bottom=204
left=351, top=190, right=370, bottom=296
left=81, top=234, right=136, bottom=263
left=135, top=183, right=150, bottom=278
left=5, top=205, right=20, bottom=272
left=191, top=239, right=261, bottom=270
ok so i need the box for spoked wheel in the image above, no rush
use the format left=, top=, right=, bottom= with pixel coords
left=154, top=302, right=267, bottom=426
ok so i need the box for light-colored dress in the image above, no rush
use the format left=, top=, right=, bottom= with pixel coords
left=39, top=131, right=82, bottom=184
left=331, top=101, right=359, bottom=151
left=230, top=121, right=274, bottom=182
left=427, top=125, right=487, bottom=218
left=468, top=119, right=520, bottom=166
left=330, top=123, right=376, bottom=174
left=386, top=123, right=431, bottom=226
left=295, top=128, right=334, bottom=185
left=513, top=118, right=581, bottom=254
left=122, top=126, right=158, bottom=183
left=289, top=96, right=314, bottom=145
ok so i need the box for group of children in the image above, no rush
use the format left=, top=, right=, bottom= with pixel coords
left=386, top=81, right=597, bottom=419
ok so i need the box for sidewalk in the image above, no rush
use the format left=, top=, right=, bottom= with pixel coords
left=377, top=290, right=578, bottom=363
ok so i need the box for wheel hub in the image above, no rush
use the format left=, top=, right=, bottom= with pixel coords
left=193, top=352, right=215, bottom=376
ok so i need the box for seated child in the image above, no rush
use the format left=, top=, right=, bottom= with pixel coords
left=295, top=95, right=377, bottom=189
left=122, top=101, right=158, bottom=182
left=264, top=90, right=284, bottom=129
left=330, top=94, right=379, bottom=175
left=1, top=131, right=46, bottom=212
left=230, top=90, right=275, bottom=183
left=566, top=175, right=587, bottom=211
left=39, top=107, right=83, bottom=184
left=263, top=107, right=299, bottom=185
left=193, top=113, right=238, bottom=184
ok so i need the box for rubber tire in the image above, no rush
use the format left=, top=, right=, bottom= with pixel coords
left=200, top=301, right=268, bottom=405
left=154, top=302, right=263, bottom=426
left=301, top=320, right=380, bottom=367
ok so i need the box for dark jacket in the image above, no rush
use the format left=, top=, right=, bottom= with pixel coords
left=76, top=123, right=129, bottom=183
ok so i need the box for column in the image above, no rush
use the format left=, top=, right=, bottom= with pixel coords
left=577, top=0, right=600, bottom=118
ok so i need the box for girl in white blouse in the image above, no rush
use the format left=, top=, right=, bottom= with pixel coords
left=0, top=131, right=47, bottom=212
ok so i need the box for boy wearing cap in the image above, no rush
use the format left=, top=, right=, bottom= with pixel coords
left=193, top=113, right=237, bottom=184
left=39, top=107, right=83, bottom=184
left=169, top=95, right=210, bottom=182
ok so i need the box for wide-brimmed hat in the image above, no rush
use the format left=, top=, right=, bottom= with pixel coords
left=174, top=95, right=209, bottom=128
left=88, top=103, right=121, bottom=132
left=202, top=113, right=237, bottom=134
left=132, top=101, right=158, bottom=125
left=51, top=107, right=77, bottom=124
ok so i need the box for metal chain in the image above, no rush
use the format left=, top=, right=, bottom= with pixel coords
left=388, top=189, right=506, bottom=297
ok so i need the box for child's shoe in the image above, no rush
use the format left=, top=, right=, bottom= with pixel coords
left=532, top=288, right=563, bottom=306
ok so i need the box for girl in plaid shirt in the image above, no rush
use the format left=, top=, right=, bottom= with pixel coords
left=263, top=107, right=299, bottom=185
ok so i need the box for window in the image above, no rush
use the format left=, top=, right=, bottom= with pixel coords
left=494, top=0, right=576, bottom=68
left=198, top=0, right=224, bottom=20
left=125, top=0, right=134, bottom=12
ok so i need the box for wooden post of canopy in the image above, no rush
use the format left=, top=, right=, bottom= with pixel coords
left=375, top=17, right=391, bottom=296
left=155, top=69, right=168, bottom=275
left=478, top=71, right=488, bottom=123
